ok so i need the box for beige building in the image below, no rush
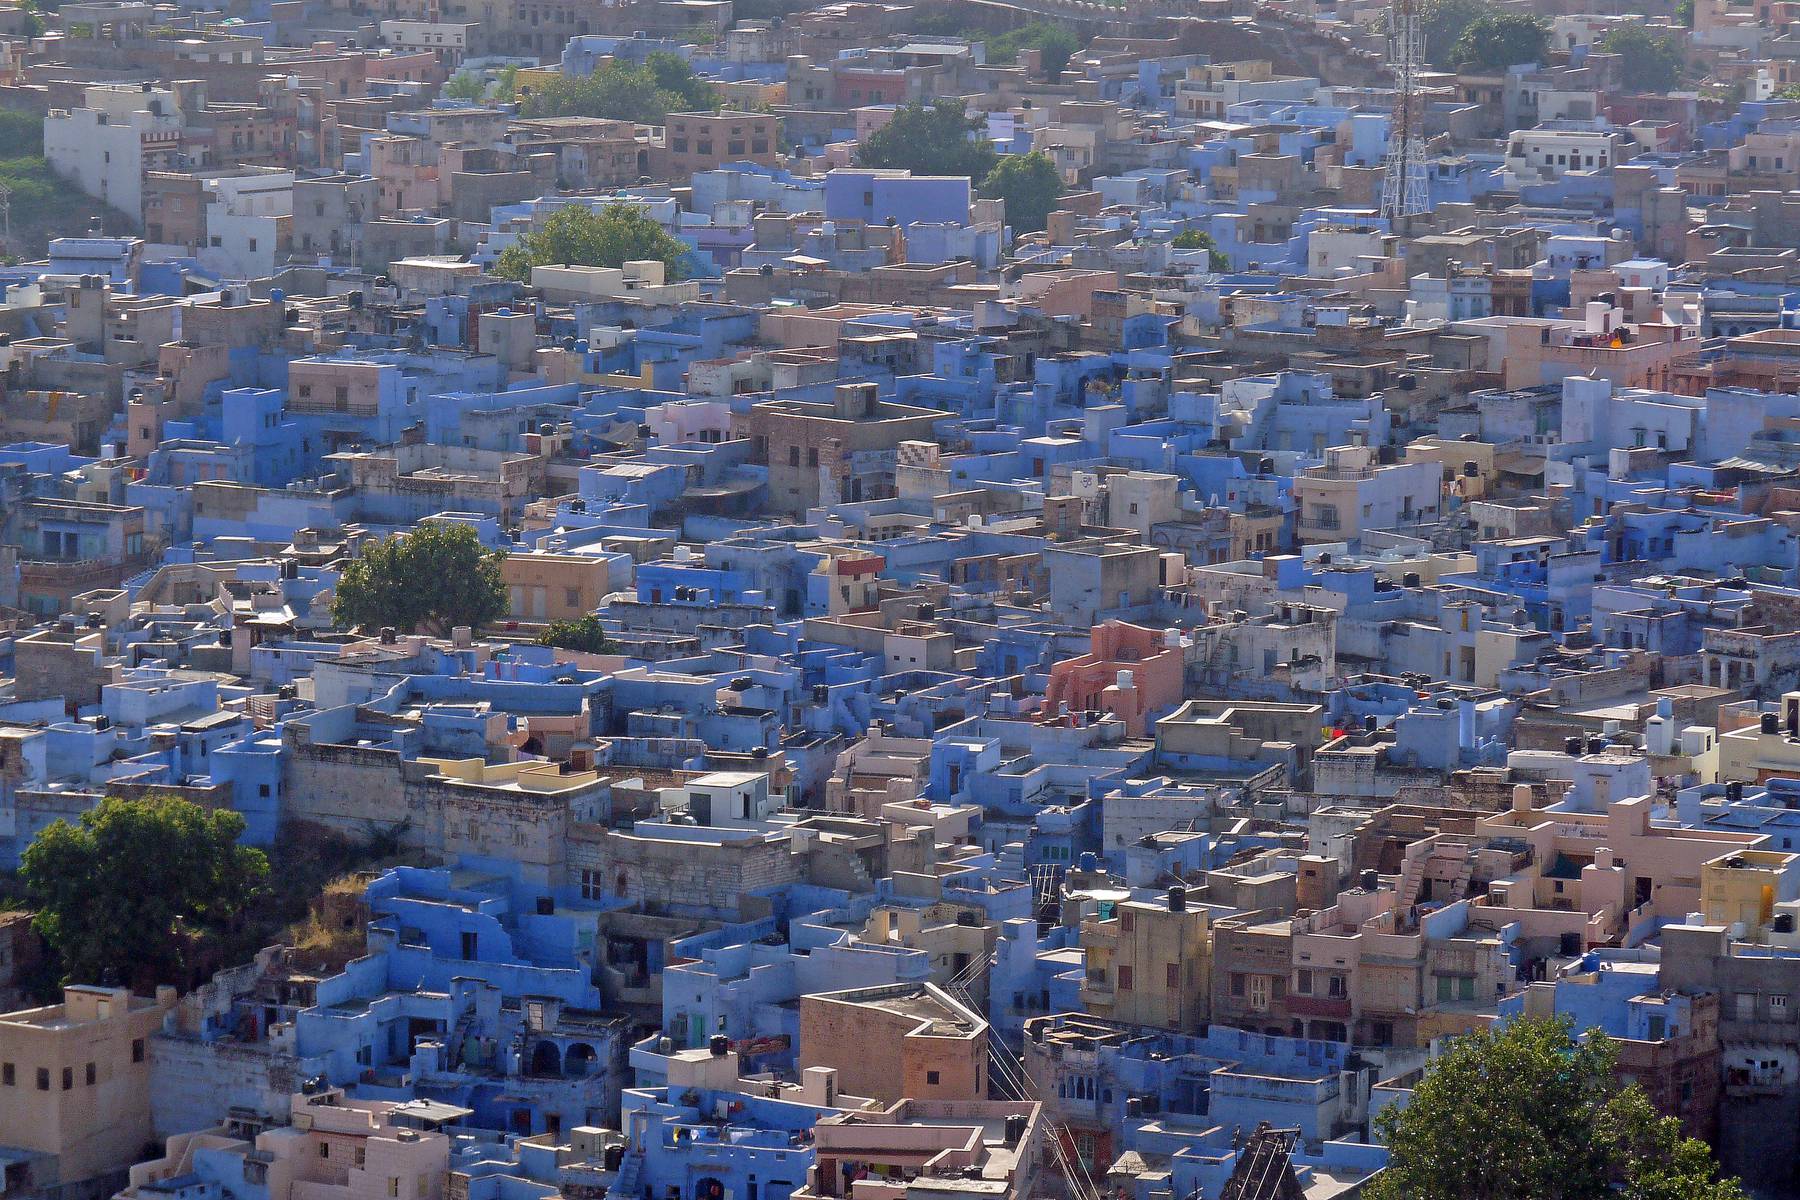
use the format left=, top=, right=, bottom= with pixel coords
left=1079, top=888, right=1213, bottom=1032
left=501, top=550, right=616, bottom=624
left=798, top=982, right=988, bottom=1105
left=0, top=985, right=177, bottom=1200
left=121, top=1088, right=452, bottom=1200
left=748, top=383, right=948, bottom=515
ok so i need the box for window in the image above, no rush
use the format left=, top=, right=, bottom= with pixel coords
left=926, top=1070, right=940, bottom=1085
left=1117, top=966, right=1133, bottom=991
left=788, top=446, right=800, bottom=467
left=1328, top=975, right=1347, bottom=999
left=1230, top=973, right=1245, bottom=997
left=36, top=1069, right=48, bottom=1091
left=566, top=587, right=582, bottom=608
left=1166, top=962, right=1180, bottom=989
left=1737, top=992, right=1756, bottom=1020
left=61, top=1067, right=72, bottom=1091
left=806, top=447, right=818, bottom=467
left=355, top=1148, right=366, bottom=1167
left=319, top=1143, right=331, bottom=1159
left=1, top=1063, right=11, bottom=1086
left=461, top=931, right=478, bottom=959
left=259, top=784, right=271, bottom=797
left=85, top=1062, right=95, bottom=1086
left=132, top=1038, right=145, bottom=1063
left=1775, top=994, right=1791, bottom=1018
left=1120, top=910, right=1134, bottom=933
left=1297, top=968, right=1313, bottom=995
left=580, top=869, right=604, bottom=900
left=389, top=1178, right=400, bottom=1198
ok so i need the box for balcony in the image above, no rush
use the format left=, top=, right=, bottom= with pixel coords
left=1285, top=993, right=1352, bottom=1019
left=19, top=553, right=151, bottom=593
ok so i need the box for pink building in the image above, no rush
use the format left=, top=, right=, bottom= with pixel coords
left=1039, top=621, right=1184, bottom=737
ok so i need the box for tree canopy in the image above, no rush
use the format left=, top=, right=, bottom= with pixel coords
left=1449, top=11, right=1550, bottom=70
left=1369, top=1016, right=1744, bottom=1200
left=1597, top=25, right=1686, bottom=93
left=21, top=795, right=269, bottom=991
left=982, top=22, right=1081, bottom=80
left=331, top=522, right=508, bottom=635
left=1172, top=228, right=1230, bottom=271
left=442, top=71, right=488, bottom=101
left=518, top=53, right=715, bottom=123
left=859, top=101, right=999, bottom=180
left=537, top=613, right=619, bottom=654
left=495, top=203, right=690, bottom=283
left=1417, top=0, right=1488, bottom=69
left=979, top=151, right=1063, bottom=234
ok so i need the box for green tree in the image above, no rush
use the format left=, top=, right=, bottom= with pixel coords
left=978, top=151, right=1062, bottom=234
left=331, top=522, right=507, bottom=635
left=443, top=71, right=488, bottom=101
left=1417, top=0, right=1487, bottom=68
left=495, top=203, right=690, bottom=283
left=537, top=613, right=619, bottom=654
left=495, top=64, right=521, bottom=103
left=1369, top=1017, right=1744, bottom=1200
left=520, top=62, right=670, bottom=122
left=645, top=50, right=716, bottom=111
left=21, top=795, right=269, bottom=991
left=1597, top=25, right=1686, bottom=92
left=859, top=100, right=998, bottom=180
left=1172, top=228, right=1230, bottom=271
left=983, top=22, right=1080, bottom=80
left=0, top=109, right=42, bottom=158
left=1448, top=11, right=1549, bottom=70
left=516, top=54, right=715, bottom=122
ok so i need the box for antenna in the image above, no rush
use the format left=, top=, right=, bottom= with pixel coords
left=1381, top=0, right=1430, bottom=222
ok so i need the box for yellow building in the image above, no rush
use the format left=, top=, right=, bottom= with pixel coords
left=0, top=985, right=176, bottom=1198
left=1701, top=849, right=1800, bottom=930
left=501, top=549, right=616, bottom=625
left=1080, top=888, right=1213, bottom=1032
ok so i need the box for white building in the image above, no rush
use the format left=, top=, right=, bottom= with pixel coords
left=1503, top=128, right=1621, bottom=185
left=45, top=83, right=186, bottom=219
left=198, top=169, right=293, bottom=280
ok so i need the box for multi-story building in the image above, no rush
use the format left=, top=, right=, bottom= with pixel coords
left=0, top=985, right=178, bottom=1200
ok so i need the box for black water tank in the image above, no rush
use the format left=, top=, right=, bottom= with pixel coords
left=1727, top=781, right=1744, bottom=803
left=1764, top=712, right=1781, bottom=735
left=1403, top=572, right=1421, bottom=587
left=709, top=1034, right=729, bottom=1057
left=1565, top=736, right=1583, bottom=755
left=1168, top=885, right=1187, bottom=912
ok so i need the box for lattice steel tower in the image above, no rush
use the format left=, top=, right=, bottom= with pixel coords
left=1381, top=0, right=1430, bottom=221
